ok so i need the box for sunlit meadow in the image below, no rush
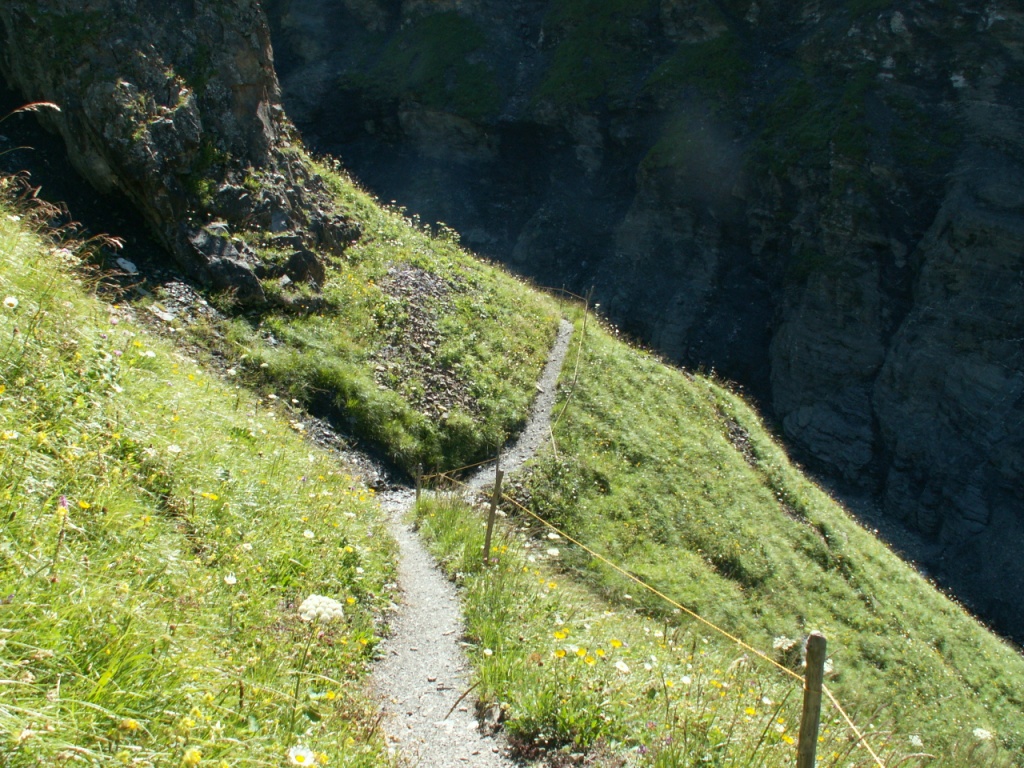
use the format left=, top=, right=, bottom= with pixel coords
left=0, top=187, right=396, bottom=766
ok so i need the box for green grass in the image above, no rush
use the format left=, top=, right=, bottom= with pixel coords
left=533, top=0, right=655, bottom=108
left=0, top=188, right=396, bottom=765
left=188, top=151, right=560, bottom=475
left=643, top=34, right=749, bottom=101
left=349, top=12, right=501, bottom=120
left=508, top=312, right=1024, bottom=764
left=414, top=494, right=820, bottom=765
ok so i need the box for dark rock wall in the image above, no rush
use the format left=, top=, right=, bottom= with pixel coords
left=263, top=0, right=1024, bottom=639
left=0, top=0, right=358, bottom=304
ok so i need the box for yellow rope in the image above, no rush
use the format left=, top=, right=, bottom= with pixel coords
left=496, top=486, right=803, bottom=683
left=823, top=686, right=886, bottom=768
left=421, top=456, right=497, bottom=481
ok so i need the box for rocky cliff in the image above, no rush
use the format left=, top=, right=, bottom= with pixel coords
left=0, top=0, right=356, bottom=304
left=263, top=0, right=1024, bottom=638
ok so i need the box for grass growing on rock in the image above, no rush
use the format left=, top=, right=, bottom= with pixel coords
left=196, top=152, right=560, bottom=475
left=510, top=310, right=1024, bottom=765
left=0, top=192, right=396, bottom=766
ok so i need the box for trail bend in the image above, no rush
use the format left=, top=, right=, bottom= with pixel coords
left=372, top=319, right=574, bottom=766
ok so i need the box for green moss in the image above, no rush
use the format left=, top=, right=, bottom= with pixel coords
left=752, top=65, right=875, bottom=177
left=533, top=0, right=655, bottom=107
left=886, top=92, right=960, bottom=170
left=370, top=12, right=501, bottom=120
left=182, top=138, right=228, bottom=208
left=644, top=33, right=748, bottom=99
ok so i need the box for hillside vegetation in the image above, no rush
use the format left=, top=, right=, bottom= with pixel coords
left=0, top=185, right=396, bottom=765
left=3, top=133, right=1024, bottom=766
left=198, top=152, right=560, bottom=475
left=513, top=313, right=1024, bottom=762
left=415, top=307, right=1024, bottom=766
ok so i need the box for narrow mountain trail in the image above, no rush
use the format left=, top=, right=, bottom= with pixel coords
left=372, top=319, right=574, bottom=767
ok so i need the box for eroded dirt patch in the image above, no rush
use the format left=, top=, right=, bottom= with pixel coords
left=373, top=264, right=479, bottom=422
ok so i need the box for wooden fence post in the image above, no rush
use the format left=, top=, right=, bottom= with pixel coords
left=483, top=467, right=504, bottom=566
left=797, top=631, right=827, bottom=768
left=415, top=464, right=422, bottom=506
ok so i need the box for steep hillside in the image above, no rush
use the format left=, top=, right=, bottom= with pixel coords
left=0, top=183, right=397, bottom=766
left=263, top=0, right=1024, bottom=641
left=2, top=3, right=1024, bottom=767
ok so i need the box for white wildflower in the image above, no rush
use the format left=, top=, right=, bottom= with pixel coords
left=973, top=727, right=993, bottom=741
left=483, top=648, right=493, bottom=656
left=303, top=529, right=315, bottom=539
left=298, top=594, right=344, bottom=623
left=287, top=745, right=316, bottom=765
left=3, top=296, right=18, bottom=309
left=614, top=660, right=630, bottom=674
left=224, top=573, right=237, bottom=586
left=166, top=444, right=182, bottom=454
left=909, top=735, right=923, bottom=748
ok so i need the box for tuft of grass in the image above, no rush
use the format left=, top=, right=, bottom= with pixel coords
left=0, top=187, right=396, bottom=765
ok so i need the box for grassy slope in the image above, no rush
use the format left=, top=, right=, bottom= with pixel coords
left=0, top=196, right=395, bottom=765
left=514, top=312, right=1024, bottom=763
left=212, top=153, right=560, bottom=475
left=3, top=128, right=1023, bottom=764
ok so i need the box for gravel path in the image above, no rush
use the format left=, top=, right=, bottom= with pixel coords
left=373, top=319, right=574, bottom=767
left=464, top=319, right=575, bottom=495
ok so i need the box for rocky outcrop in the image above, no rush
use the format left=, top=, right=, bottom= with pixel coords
left=0, top=0, right=356, bottom=303
left=262, top=0, right=1024, bottom=639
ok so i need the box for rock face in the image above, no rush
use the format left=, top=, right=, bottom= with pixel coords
left=0, top=0, right=355, bottom=303
left=261, top=0, right=1024, bottom=639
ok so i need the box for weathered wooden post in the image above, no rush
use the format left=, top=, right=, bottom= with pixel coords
left=415, top=463, right=423, bottom=506
left=797, top=631, right=827, bottom=768
left=483, top=464, right=504, bottom=566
